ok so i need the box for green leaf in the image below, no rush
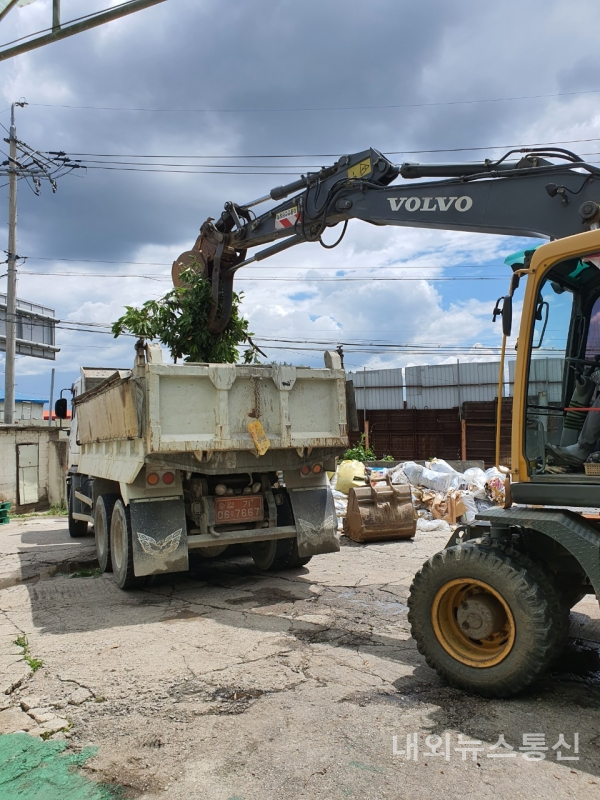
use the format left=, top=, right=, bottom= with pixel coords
left=112, top=270, right=260, bottom=364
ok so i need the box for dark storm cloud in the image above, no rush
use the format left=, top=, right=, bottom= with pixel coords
left=6, top=0, right=596, bottom=262
left=4, top=0, right=595, bottom=262
left=1, top=0, right=600, bottom=399
left=1, top=0, right=462, bottom=260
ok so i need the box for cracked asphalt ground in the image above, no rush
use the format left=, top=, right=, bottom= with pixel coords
left=1, top=517, right=600, bottom=799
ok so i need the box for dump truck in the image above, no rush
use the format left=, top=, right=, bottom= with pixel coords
left=186, top=144, right=600, bottom=696
left=62, top=344, right=348, bottom=589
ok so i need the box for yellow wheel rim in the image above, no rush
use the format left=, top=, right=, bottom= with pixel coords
left=432, top=578, right=516, bottom=668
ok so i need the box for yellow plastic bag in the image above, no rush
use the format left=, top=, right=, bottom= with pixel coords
left=336, top=460, right=367, bottom=495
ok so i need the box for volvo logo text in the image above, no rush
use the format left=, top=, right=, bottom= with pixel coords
left=387, top=196, right=473, bottom=212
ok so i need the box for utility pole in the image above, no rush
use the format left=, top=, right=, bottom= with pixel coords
left=0, top=103, right=76, bottom=422
left=4, top=100, right=25, bottom=424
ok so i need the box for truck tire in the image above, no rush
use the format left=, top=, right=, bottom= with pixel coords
left=68, top=487, right=88, bottom=539
left=110, top=499, right=143, bottom=590
left=285, top=538, right=312, bottom=569
left=94, top=494, right=119, bottom=572
left=407, top=542, right=568, bottom=698
left=250, top=537, right=311, bottom=571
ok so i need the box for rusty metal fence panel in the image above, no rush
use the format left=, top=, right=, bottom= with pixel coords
left=462, top=400, right=512, bottom=466
left=350, top=401, right=512, bottom=467
left=350, top=408, right=462, bottom=461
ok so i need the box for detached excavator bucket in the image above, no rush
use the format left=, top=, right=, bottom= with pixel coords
left=343, top=474, right=416, bottom=543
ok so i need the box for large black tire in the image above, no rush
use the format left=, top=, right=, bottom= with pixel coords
left=68, top=486, right=88, bottom=539
left=250, top=537, right=311, bottom=571
left=561, top=579, right=587, bottom=610
left=94, top=494, right=119, bottom=573
left=110, top=499, right=143, bottom=590
left=285, top=538, right=312, bottom=569
left=408, top=542, right=568, bottom=698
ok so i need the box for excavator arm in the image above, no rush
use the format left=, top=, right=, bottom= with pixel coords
left=173, top=146, right=600, bottom=332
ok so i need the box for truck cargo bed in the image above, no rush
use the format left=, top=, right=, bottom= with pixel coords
left=73, top=347, right=348, bottom=482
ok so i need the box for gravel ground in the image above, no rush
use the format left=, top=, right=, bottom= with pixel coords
left=0, top=516, right=599, bottom=799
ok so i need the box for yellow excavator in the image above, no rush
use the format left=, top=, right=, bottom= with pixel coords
left=177, top=146, right=600, bottom=696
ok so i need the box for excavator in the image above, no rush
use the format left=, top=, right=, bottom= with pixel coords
left=174, top=145, right=600, bottom=697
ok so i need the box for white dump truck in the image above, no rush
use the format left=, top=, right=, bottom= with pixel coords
left=59, top=343, right=350, bottom=589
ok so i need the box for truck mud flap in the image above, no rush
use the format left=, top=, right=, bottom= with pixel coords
left=129, top=498, right=189, bottom=577
left=287, top=487, right=340, bottom=557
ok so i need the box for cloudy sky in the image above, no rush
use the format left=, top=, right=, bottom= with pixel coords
left=0, top=0, right=599, bottom=405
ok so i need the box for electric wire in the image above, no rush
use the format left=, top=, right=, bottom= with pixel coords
left=27, top=87, right=600, bottom=113
left=19, top=271, right=508, bottom=281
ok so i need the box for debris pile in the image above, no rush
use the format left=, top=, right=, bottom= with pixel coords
left=331, top=458, right=507, bottom=534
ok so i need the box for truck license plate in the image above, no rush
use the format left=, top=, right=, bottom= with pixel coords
left=214, top=495, right=263, bottom=524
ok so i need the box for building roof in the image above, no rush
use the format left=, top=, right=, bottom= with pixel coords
left=0, top=394, right=46, bottom=405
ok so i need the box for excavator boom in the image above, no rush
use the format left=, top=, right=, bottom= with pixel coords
left=174, top=146, right=600, bottom=331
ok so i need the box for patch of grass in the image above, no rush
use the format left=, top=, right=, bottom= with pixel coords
left=47, top=502, right=68, bottom=516
left=13, top=634, right=44, bottom=673
left=12, top=501, right=68, bottom=519
left=71, top=568, right=103, bottom=579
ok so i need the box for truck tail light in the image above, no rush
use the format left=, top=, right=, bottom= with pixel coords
left=162, top=471, right=175, bottom=485
left=147, top=472, right=160, bottom=486
left=300, top=464, right=323, bottom=476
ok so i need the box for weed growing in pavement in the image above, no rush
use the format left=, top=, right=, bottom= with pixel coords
left=71, top=568, right=103, bottom=579
left=12, top=502, right=68, bottom=519
left=13, top=634, right=44, bottom=672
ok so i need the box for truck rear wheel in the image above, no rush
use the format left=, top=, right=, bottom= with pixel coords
left=250, top=537, right=311, bottom=571
left=110, top=499, right=143, bottom=590
left=94, top=494, right=119, bottom=572
left=68, top=487, right=88, bottom=539
left=408, top=543, right=567, bottom=697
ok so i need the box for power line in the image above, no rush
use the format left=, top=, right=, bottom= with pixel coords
left=80, top=166, right=308, bottom=175
left=53, top=137, right=600, bottom=159
left=21, top=271, right=507, bottom=281
left=24, top=256, right=511, bottom=268
left=27, top=87, right=600, bottom=114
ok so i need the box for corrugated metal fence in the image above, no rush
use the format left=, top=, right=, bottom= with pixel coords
left=348, top=400, right=513, bottom=467
left=349, top=358, right=564, bottom=410
left=405, top=361, right=501, bottom=408
left=348, top=368, right=404, bottom=411
left=346, top=358, right=565, bottom=466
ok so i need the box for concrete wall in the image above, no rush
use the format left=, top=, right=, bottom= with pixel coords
left=0, top=426, right=68, bottom=512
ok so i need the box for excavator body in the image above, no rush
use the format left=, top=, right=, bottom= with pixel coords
left=180, top=145, right=600, bottom=696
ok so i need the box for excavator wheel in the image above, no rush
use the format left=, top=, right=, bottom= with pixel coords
left=408, top=542, right=568, bottom=697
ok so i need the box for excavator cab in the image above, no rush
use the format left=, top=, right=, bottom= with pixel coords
left=409, top=230, right=600, bottom=698
left=512, top=237, right=600, bottom=494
